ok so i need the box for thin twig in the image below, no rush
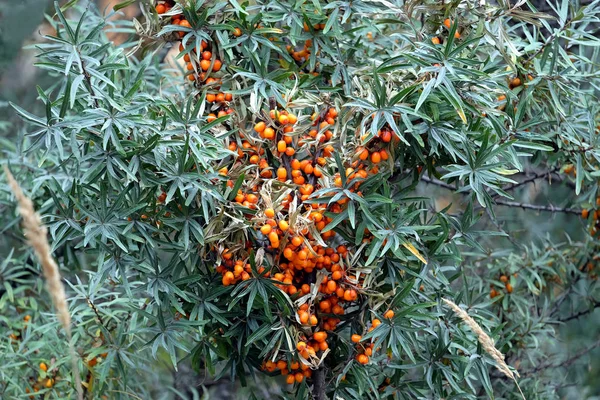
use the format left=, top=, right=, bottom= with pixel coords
left=493, top=167, right=560, bottom=198
left=420, top=175, right=457, bottom=191
left=555, top=300, right=600, bottom=323
left=494, top=199, right=581, bottom=215
left=525, top=339, right=600, bottom=376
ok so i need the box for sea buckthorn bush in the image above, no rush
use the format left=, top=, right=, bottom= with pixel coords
left=2, top=0, right=600, bottom=399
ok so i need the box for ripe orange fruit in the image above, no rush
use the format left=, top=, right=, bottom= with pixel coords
left=254, top=121, right=266, bottom=133
left=506, top=283, right=513, bottom=293
left=260, top=225, right=272, bottom=235
left=351, top=334, right=362, bottom=343
left=213, top=59, right=222, bottom=71
left=278, top=220, right=289, bottom=231
left=372, top=318, right=381, bottom=328
left=500, top=275, right=508, bottom=283
left=233, top=27, right=242, bottom=37
left=265, top=208, right=275, bottom=218
left=356, top=354, right=369, bottom=364
left=299, top=311, right=309, bottom=324
left=39, top=362, right=48, bottom=372
left=264, top=127, right=275, bottom=139
left=155, top=4, right=166, bottom=14
left=383, top=310, right=394, bottom=319
left=277, top=167, right=287, bottom=180
left=200, top=59, right=211, bottom=71
left=202, top=51, right=212, bottom=60
left=286, top=374, right=295, bottom=384
left=431, top=36, right=441, bottom=45
left=313, top=331, right=327, bottom=342
left=370, top=151, right=381, bottom=164
left=444, top=18, right=452, bottom=28
left=277, top=140, right=287, bottom=152
left=582, top=209, right=589, bottom=219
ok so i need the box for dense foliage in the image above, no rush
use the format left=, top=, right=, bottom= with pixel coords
left=1, top=0, right=600, bottom=398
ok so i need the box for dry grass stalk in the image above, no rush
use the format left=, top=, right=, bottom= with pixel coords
left=442, top=298, right=525, bottom=399
left=4, top=166, right=84, bottom=400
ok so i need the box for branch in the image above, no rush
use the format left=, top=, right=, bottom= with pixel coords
left=493, top=167, right=560, bottom=198
left=524, top=339, right=600, bottom=376
left=494, top=199, right=581, bottom=215
left=557, top=300, right=600, bottom=323
left=78, top=51, right=100, bottom=109
left=420, top=175, right=458, bottom=191
left=312, top=367, right=326, bottom=400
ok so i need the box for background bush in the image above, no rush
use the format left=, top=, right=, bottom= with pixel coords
left=1, top=0, right=600, bottom=399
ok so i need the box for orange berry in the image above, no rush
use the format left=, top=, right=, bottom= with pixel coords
left=274, top=140, right=286, bottom=153
left=233, top=27, right=242, bottom=37
left=260, top=225, right=272, bottom=235
left=265, top=208, right=275, bottom=218
left=506, top=283, right=513, bottom=293
left=286, top=374, right=296, bottom=384
left=295, top=372, right=304, bottom=383
left=370, top=151, right=381, bottom=164
left=264, top=127, right=275, bottom=139
left=200, top=59, right=211, bottom=71
left=278, top=220, right=289, bottom=231
left=582, top=209, right=589, bottom=219
left=327, top=280, right=337, bottom=292
left=356, top=354, right=369, bottom=364
left=444, top=18, right=452, bottom=28
left=269, top=231, right=279, bottom=244
left=313, top=331, right=327, bottom=342
left=277, top=167, right=288, bottom=180
left=254, top=121, right=266, bottom=133
left=431, top=36, right=441, bottom=45
left=213, top=59, right=222, bottom=71
left=384, top=310, right=394, bottom=319
left=351, top=334, right=362, bottom=343
left=299, top=311, right=309, bottom=324
left=309, top=315, right=318, bottom=326
left=39, top=362, right=48, bottom=372
left=372, top=318, right=381, bottom=328
left=155, top=4, right=166, bottom=13
left=297, top=341, right=307, bottom=351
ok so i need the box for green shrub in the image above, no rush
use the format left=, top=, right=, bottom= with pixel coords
left=1, top=0, right=600, bottom=398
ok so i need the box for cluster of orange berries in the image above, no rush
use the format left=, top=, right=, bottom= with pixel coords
left=581, top=258, right=598, bottom=280
left=176, top=42, right=224, bottom=85
left=287, top=39, right=315, bottom=64
left=25, top=362, right=55, bottom=398
left=155, top=1, right=194, bottom=39
left=217, top=257, right=253, bottom=286
left=431, top=18, right=461, bottom=45
left=263, top=358, right=313, bottom=385
left=490, top=274, right=515, bottom=298
left=581, top=196, right=600, bottom=237
left=352, top=311, right=393, bottom=364
left=8, top=314, right=31, bottom=342
left=356, top=128, right=396, bottom=166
